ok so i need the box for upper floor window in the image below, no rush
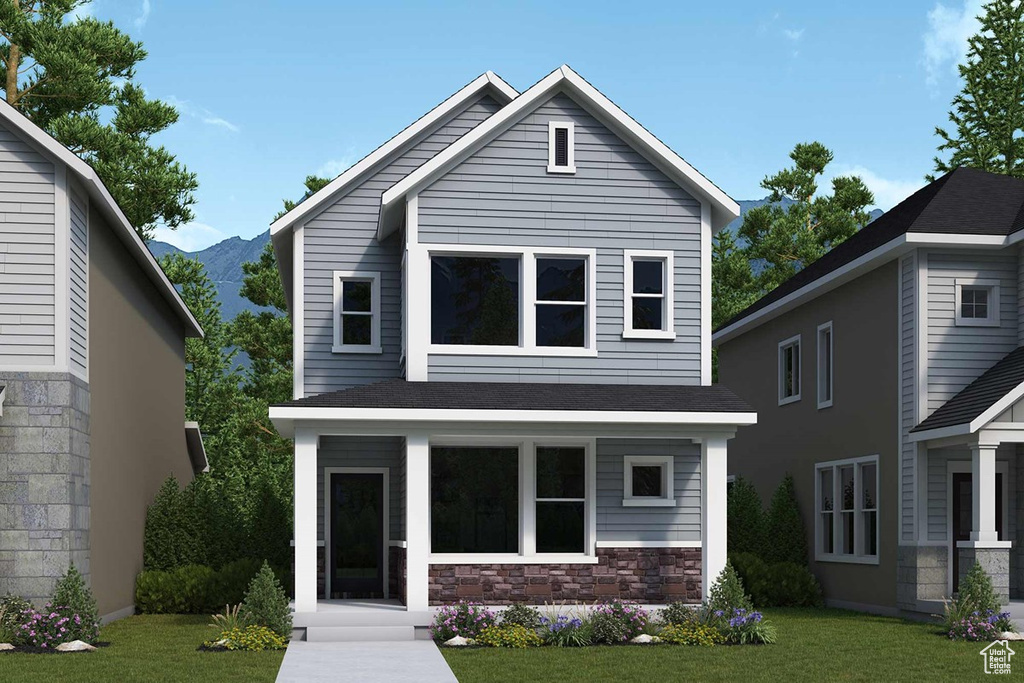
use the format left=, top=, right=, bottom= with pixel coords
left=333, top=271, right=381, bottom=354
left=430, top=256, right=520, bottom=345
left=622, top=250, right=675, bottom=339
left=547, top=121, right=576, bottom=174
left=536, top=258, right=587, bottom=347
left=778, top=335, right=801, bottom=405
left=816, top=456, right=878, bottom=564
left=817, top=321, right=833, bottom=409
left=955, top=279, right=1000, bottom=327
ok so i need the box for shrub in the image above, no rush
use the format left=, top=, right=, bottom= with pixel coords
left=948, top=610, right=1007, bottom=642
left=589, top=601, right=649, bottom=644
left=728, top=477, right=766, bottom=557
left=17, top=603, right=97, bottom=648
left=499, top=603, right=541, bottom=630
left=943, top=563, right=1013, bottom=632
left=205, top=625, right=287, bottom=651
left=136, top=560, right=271, bottom=615
left=706, top=561, right=753, bottom=614
left=539, top=613, right=591, bottom=647
left=51, top=564, right=101, bottom=643
left=144, top=477, right=206, bottom=571
left=731, top=554, right=823, bottom=608
left=476, top=623, right=542, bottom=648
left=210, top=603, right=248, bottom=631
left=660, top=622, right=725, bottom=646
left=241, top=561, right=292, bottom=638
left=209, top=558, right=263, bottom=607
left=0, top=593, right=31, bottom=634
left=764, top=474, right=808, bottom=565
left=958, top=562, right=1000, bottom=613
left=660, top=602, right=698, bottom=627
left=430, top=601, right=496, bottom=642
left=719, top=607, right=777, bottom=644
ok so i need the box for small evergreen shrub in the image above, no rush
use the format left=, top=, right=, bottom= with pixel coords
left=476, top=623, right=542, bottom=648
left=241, top=561, right=292, bottom=638
left=209, top=558, right=264, bottom=607
left=51, top=564, right=101, bottom=643
left=728, top=477, right=766, bottom=557
left=942, top=562, right=1013, bottom=633
left=205, top=625, right=287, bottom=651
left=958, top=562, right=1001, bottom=613
left=430, top=601, right=496, bottom=642
left=731, top=554, right=823, bottom=608
left=659, top=622, right=725, bottom=646
left=660, top=602, right=698, bottom=626
left=764, top=474, right=808, bottom=565
left=706, top=561, right=753, bottom=614
left=589, top=601, right=649, bottom=644
left=499, top=603, right=541, bottom=630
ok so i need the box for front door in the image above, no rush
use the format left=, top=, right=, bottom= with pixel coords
left=328, top=472, right=385, bottom=599
left=951, top=472, right=1003, bottom=593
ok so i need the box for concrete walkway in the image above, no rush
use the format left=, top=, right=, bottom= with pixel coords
left=276, top=640, right=458, bottom=683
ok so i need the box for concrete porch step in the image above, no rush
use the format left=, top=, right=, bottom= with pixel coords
left=305, top=625, right=417, bottom=642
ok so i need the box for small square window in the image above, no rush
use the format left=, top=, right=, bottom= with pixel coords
left=623, top=455, right=675, bottom=507
left=955, top=279, right=999, bottom=327
left=333, top=271, right=381, bottom=353
left=547, top=121, right=576, bottom=174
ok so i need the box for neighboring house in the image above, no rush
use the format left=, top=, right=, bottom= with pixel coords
left=268, top=65, right=756, bottom=639
left=715, top=167, right=1024, bottom=617
left=0, top=100, right=206, bottom=621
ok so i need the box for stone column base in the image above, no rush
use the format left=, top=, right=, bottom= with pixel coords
left=958, top=546, right=1010, bottom=603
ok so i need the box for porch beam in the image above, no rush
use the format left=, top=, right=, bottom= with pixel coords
left=701, top=435, right=729, bottom=600
left=406, top=434, right=430, bottom=611
left=294, top=427, right=318, bottom=612
left=970, top=442, right=999, bottom=544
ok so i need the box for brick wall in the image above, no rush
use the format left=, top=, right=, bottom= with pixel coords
left=428, top=547, right=701, bottom=605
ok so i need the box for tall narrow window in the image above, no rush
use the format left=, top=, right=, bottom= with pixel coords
left=817, top=322, right=833, bottom=409
left=778, top=335, right=801, bottom=405
left=430, top=256, right=520, bottom=345
left=623, top=250, right=675, bottom=339
left=536, top=257, right=587, bottom=347
left=535, top=447, right=586, bottom=553
left=333, top=271, right=381, bottom=353
left=547, top=121, right=576, bottom=173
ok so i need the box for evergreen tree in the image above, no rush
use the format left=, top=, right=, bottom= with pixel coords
left=727, top=477, right=766, bottom=558
left=0, top=0, right=197, bottom=238
left=933, top=0, right=1024, bottom=179
left=764, top=474, right=809, bottom=566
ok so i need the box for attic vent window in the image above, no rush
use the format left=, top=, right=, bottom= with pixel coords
left=547, top=121, right=576, bottom=174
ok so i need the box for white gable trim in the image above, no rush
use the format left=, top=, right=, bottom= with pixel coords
left=269, top=71, right=517, bottom=239
left=909, top=378, right=1024, bottom=442
left=378, top=65, right=740, bottom=238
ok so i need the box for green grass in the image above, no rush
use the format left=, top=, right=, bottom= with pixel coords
left=442, top=608, right=992, bottom=682
left=0, top=614, right=284, bottom=683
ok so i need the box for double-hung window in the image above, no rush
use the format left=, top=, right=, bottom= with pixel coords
left=333, top=271, right=381, bottom=353
left=535, top=258, right=587, bottom=347
left=955, top=279, right=1000, bottom=327
left=815, top=456, right=878, bottom=563
left=623, top=250, right=675, bottom=339
left=778, top=335, right=801, bottom=405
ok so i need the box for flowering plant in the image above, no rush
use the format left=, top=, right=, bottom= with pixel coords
left=590, top=601, right=650, bottom=644
left=948, top=610, right=1009, bottom=642
left=17, top=604, right=94, bottom=648
left=540, top=613, right=591, bottom=647
left=429, top=601, right=496, bottom=642
left=715, top=607, right=777, bottom=644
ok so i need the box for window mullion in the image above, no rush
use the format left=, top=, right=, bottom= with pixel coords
left=832, top=466, right=841, bottom=556
left=523, top=255, right=537, bottom=350
left=854, top=465, right=863, bottom=558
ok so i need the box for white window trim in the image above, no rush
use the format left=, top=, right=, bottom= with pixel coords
left=778, top=334, right=801, bottom=406
left=322, top=466, right=390, bottom=599
left=622, top=455, right=676, bottom=507
left=425, top=244, right=598, bottom=357
left=817, top=321, right=833, bottom=410
left=814, top=455, right=879, bottom=565
left=954, top=278, right=1000, bottom=327
left=547, top=121, right=576, bottom=174
left=622, top=249, right=676, bottom=340
left=332, top=270, right=382, bottom=354
left=427, top=437, right=597, bottom=564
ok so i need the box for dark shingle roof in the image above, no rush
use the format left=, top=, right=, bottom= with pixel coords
left=276, top=379, right=753, bottom=413
left=912, top=346, right=1024, bottom=433
left=718, top=167, right=1024, bottom=332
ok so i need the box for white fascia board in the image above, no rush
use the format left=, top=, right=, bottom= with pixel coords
left=907, top=423, right=971, bottom=443
left=379, top=64, right=740, bottom=238
left=269, top=71, right=518, bottom=240
left=905, top=232, right=1010, bottom=247
left=0, top=99, right=203, bottom=338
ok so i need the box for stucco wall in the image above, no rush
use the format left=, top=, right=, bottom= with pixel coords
left=717, top=260, right=900, bottom=611
left=87, top=206, right=192, bottom=616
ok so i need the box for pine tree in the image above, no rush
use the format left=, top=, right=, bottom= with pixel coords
left=933, top=0, right=1024, bottom=179
left=727, top=477, right=767, bottom=558
left=764, top=474, right=809, bottom=566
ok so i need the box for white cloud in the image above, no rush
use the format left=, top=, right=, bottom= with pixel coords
left=151, top=222, right=229, bottom=252
left=315, top=154, right=359, bottom=179
left=202, top=116, right=240, bottom=133
left=922, top=0, right=984, bottom=87
left=829, top=165, right=926, bottom=211
left=783, top=28, right=804, bottom=42
left=165, top=95, right=240, bottom=133
left=135, top=0, right=151, bottom=29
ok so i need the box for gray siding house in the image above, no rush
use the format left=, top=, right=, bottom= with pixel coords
left=269, top=66, right=755, bottom=640
left=716, top=167, right=1024, bottom=617
left=0, top=100, right=205, bottom=620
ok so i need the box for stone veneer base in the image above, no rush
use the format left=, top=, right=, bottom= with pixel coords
left=428, top=547, right=702, bottom=605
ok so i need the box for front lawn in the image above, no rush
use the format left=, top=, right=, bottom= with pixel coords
left=442, top=608, right=990, bottom=682
left=0, top=614, right=284, bottom=683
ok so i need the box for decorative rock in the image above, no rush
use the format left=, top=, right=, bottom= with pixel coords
left=1000, top=631, right=1024, bottom=641
left=630, top=634, right=661, bottom=644
left=55, top=640, right=96, bottom=652
left=442, top=636, right=475, bottom=647
left=0, top=643, right=14, bottom=651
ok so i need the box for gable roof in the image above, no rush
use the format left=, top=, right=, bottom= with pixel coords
left=714, top=167, right=1024, bottom=344
left=0, top=98, right=203, bottom=338
left=377, top=65, right=740, bottom=238
left=911, top=345, right=1024, bottom=438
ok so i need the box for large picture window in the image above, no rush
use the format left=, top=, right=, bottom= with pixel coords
left=430, top=446, right=519, bottom=553
left=430, top=256, right=520, bottom=345
left=815, top=456, right=879, bottom=564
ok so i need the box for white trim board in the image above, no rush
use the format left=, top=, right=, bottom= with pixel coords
left=622, top=249, right=676, bottom=341
left=378, top=65, right=740, bottom=238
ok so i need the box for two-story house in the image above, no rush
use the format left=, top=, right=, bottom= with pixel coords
left=0, top=100, right=206, bottom=620
left=715, top=167, right=1024, bottom=617
left=268, top=66, right=756, bottom=640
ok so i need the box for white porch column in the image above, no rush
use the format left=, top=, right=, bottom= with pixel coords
left=406, top=434, right=430, bottom=611
left=294, top=427, right=318, bottom=613
left=701, top=435, right=729, bottom=600
left=970, top=442, right=999, bottom=544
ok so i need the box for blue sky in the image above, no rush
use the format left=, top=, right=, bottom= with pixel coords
left=84, top=0, right=986, bottom=250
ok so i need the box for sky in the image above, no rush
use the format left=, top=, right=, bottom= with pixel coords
left=81, top=0, right=987, bottom=251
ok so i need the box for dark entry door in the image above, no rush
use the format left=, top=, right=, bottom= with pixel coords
left=329, top=472, right=384, bottom=599
left=951, top=472, right=1003, bottom=593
